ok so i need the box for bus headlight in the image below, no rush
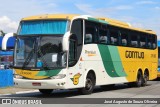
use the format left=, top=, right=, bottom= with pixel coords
left=50, top=74, right=66, bottom=79
left=14, top=74, right=23, bottom=79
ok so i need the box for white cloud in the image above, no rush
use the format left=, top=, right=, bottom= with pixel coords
left=0, top=16, right=18, bottom=33
left=136, top=0, right=156, bottom=5
left=114, top=5, right=133, bottom=10
left=155, top=6, right=160, bottom=10
left=75, top=4, right=133, bottom=17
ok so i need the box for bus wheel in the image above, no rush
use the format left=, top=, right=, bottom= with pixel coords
left=39, top=89, right=53, bottom=95
left=134, top=71, right=143, bottom=87
left=101, top=84, right=115, bottom=90
left=80, top=73, right=95, bottom=95
left=142, top=72, right=148, bottom=86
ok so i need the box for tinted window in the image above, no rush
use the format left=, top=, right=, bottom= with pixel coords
left=99, top=25, right=109, bottom=44
left=85, top=21, right=98, bottom=44
left=69, top=19, right=83, bottom=67
left=108, top=26, right=120, bottom=46
left=71, top=19, right=83, bottom=45
left=139, top=33, right=147, bottom=48
left=120, top=30, right=128, bottom=46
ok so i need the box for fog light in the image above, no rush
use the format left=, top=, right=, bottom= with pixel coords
left=14, top=74, right=23, bottom=79
left=50, top=74, right=66, bottom=79
left=61, top=82, right=65, bottom=85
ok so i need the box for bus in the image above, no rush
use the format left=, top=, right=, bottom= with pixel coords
left=158, top=41, right=160, bottom=77
left=2, top=14, right=158, bottom=95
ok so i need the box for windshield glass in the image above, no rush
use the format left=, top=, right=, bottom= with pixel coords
left=14, top=37, right=37, bottom=68
left=18, top=20, right=68, bottom=35
left=14, top=36, right=67, bottom=69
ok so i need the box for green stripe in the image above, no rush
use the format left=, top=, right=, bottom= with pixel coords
left=98, top=44, right=126, bottom=77
left=99, top=20, right=108, bottom=24
left=88, top=17, right=108, bottom=24
left=36, top=69, right=61, bottom=77
left=88, top=17, right=100, bottom=22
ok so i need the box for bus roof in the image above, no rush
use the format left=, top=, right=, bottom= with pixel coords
left=22, top=14, right=79, bottom=21
left=97, top=17, right=156, bottom=35
left=21, top=14, right=156, bottom=35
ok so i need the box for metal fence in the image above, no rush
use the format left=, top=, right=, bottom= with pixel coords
left=0, top=69, right=13, bottom=88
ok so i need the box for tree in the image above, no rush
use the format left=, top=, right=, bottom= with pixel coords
left=0, top=30, right=5, bottom=36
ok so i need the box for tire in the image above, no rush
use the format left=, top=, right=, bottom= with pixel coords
left=39, top=89, right=53, bottom=95
left=79, top=73, right=95, bottom=95
left=134, top=71, right=143, bottom=87
left=127, top=82, right=134, bottom=87
left=101, top=84, right=115, bottom=90
left=142, top=72, right=148, bottom=86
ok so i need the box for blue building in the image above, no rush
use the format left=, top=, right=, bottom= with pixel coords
left=0, top=36, right=15, bottom=69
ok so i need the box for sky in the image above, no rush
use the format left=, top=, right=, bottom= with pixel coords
left=0, top=0, right=160, bottom=39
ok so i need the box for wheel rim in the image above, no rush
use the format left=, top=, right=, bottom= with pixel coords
left=85, top=78, right=93, bottom=90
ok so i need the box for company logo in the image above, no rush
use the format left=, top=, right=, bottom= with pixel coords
left=85, top=50, right=96, bottom=56
left=125, top=51, right=144, bottom=59
left=70, top=73, right=81, bottom=85
left=2, top=99, right=11, bottom=104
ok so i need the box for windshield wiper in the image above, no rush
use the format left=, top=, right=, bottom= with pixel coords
left=22, top=49, right=34, bottom=69
left=37, top=47, right=51, bottom=70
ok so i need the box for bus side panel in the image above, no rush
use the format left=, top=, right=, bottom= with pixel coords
left=83, top=44, right=128, bottom=86
left=118, top=47, right=157, bottom=82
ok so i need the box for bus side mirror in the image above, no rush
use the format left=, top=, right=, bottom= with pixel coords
left=62, top=32, right=70, bottom=51
left=2, top=33, right=16, bottom=50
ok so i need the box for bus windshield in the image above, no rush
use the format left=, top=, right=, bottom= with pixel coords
left=18, top=20, right=68, bottom=35
left=14, top=36, right=67, bottom=69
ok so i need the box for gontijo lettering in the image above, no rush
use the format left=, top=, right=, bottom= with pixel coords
left=125, top=51, right=144, bottom=59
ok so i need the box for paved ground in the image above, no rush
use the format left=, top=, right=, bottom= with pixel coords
left=0, top=78, right=160, bottom=106
left=0, top=87, right=34, bottom=95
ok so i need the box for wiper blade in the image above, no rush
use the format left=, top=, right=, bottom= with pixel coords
left=37, top=47, right=51, bottom=70
left=22, top=49, right=34, bottom=69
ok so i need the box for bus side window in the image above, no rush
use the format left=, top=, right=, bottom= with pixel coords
left=147, top=35, right=152, bottom=49
left=152, top=34, right=157, bottom=49
left=139, top=34, right=146, bottom=48
left=108, top=26, right=119, bottom=46
left=99, top=36, right=107, bottom=44
left=99, top=26, right=108, bottom=44
left=121, top=31, right=128, bottom=46
left=130, top=32, right=138, bottom=47
left=85, top=34, right=92, bottom=43
left=85, top=20, right=98, bottom=44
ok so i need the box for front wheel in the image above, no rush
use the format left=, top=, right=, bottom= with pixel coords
left=39, top=89, right=53, bottom=95
left=79, top=73, right=95, bottom=95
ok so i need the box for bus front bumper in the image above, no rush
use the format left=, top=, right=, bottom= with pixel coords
left=14, top=78, right=66, bottom=89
